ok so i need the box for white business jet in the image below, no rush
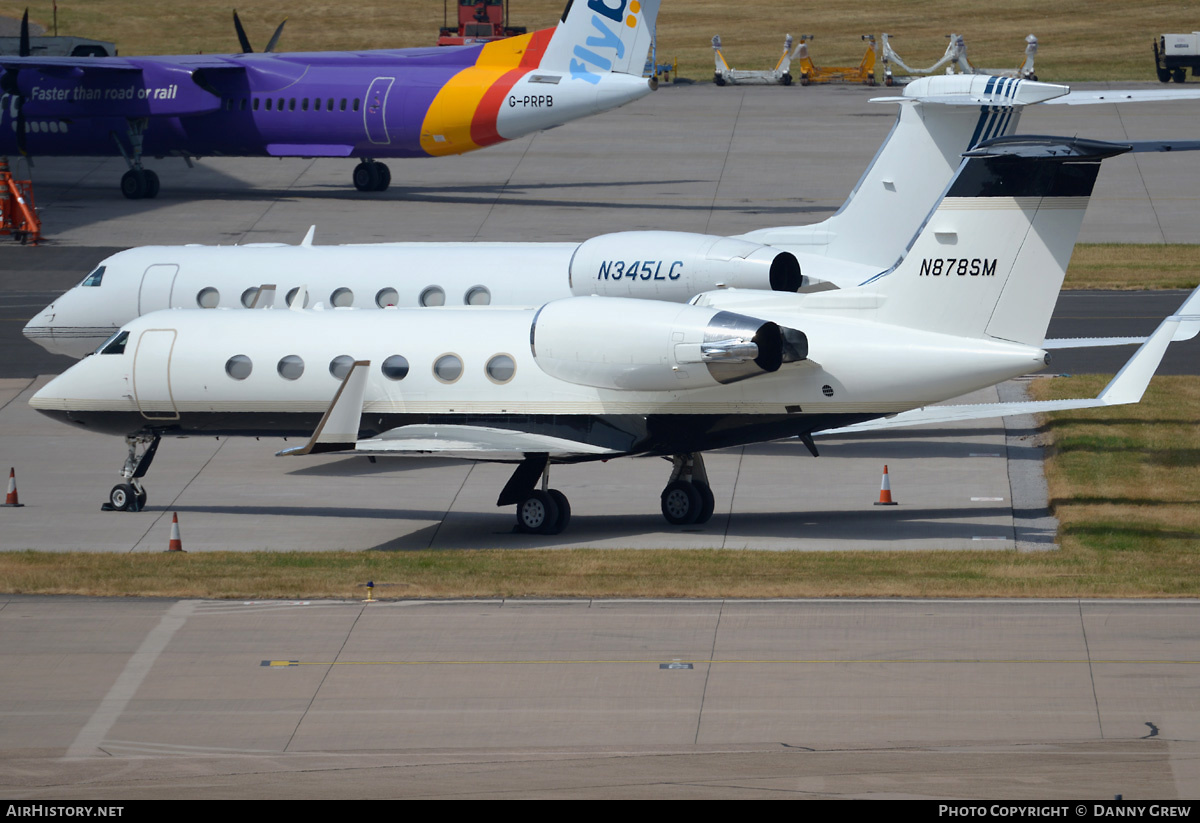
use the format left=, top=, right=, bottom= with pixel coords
left=27, top=74, right=1149, bottom=359
left=29, top=135, right=1200, bottom=531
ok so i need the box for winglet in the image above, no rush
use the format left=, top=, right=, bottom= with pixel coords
left=1095, top=318, right=1179, bottom=405
left=300, top=225, right=315, bottom=247
left=277, top=360, right=370, bottom=456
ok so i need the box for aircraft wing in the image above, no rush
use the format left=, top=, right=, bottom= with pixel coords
left=820, top=309, right=1186, bottom=435
left=353, top=425, right=622, bottom=461
left=1042, top=88, right=1200, bottom=105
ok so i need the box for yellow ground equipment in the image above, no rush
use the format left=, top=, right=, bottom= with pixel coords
left=795, top=34, right=878, bottom=86
left=712, top=34, right=797, bottom=85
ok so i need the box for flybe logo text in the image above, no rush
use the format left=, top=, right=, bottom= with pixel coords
left=570, top=0, right=640, bottom=84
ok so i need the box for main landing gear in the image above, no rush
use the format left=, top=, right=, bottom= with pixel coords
left=660, top=452, right=715, bottom=526
left=499, top=454, right=571, bottom=535
left=353, top=159, right=391, bottom=192
left=497, top=451, right=717, bottom=536
left=102, top=434, right=160, bottom=512
left=114, top=118, right=160, bottom=200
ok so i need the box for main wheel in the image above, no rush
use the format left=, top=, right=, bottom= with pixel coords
left=661, top=480, right=702, bottom=526
left=693, top=482, right=716, bottom=525
left=143, top=170, right=160, bottom=199
left=516, top=490, right=560, bottom=534
left=120, top=170, right=146, bottom=200
left=135, top=488, right=148, bottom=511
left=109, top=483, right=136, bottom=512
left=352, top=163, right=378, bottom=192
left=547, top=489, right=571, bottom=535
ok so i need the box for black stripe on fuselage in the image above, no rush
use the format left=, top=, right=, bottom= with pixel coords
left=32, top=410, right=883, bottom=460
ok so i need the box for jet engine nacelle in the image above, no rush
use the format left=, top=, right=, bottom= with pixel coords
left=531, top=297, right=807, bottom=392
left=569, top=232, right=803, bottom=301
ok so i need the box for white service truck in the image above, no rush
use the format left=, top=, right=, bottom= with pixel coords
left=1154, top=33, right=1200, bottom=83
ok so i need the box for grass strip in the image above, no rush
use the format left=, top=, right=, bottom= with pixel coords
left=1066, top=245, right=1200, bottom=290
left=2, top=376, right=1196, bottom=601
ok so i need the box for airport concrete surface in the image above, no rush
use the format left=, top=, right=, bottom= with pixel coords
left=0, top=595, right=1197, bottom=799
left=2, top=83, right=1197, bottom=552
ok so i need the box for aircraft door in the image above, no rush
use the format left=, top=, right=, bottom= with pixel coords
left=364, top=77, right=395, bottom=145
left=133, top=329, right=179, bottom=421
left=137, top=264, right=179, bottom=315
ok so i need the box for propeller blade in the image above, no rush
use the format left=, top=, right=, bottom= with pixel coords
left=19, top=8, right=31, bottom=57
left=232, top=10, right=253, bottom=54
left=264, top=18, right=287, bottom=53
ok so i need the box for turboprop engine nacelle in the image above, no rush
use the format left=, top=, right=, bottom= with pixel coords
left=531, top=297, right=808, bottom=392
left=569, top=232, right=803, bottom=301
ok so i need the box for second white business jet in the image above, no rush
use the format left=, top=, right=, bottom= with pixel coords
left=29, top=135, right=1200, bottom=531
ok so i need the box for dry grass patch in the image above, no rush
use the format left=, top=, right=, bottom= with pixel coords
left=9, top=1, right=1199, bottom=81
left=1066, top=245, right=1200, bottom=290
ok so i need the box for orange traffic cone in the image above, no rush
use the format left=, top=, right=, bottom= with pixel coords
left=166, top=512, right=185, bottom=552
left=3, top=467, right=22, bottom=507
left=874, top=465, right=898, bottom=506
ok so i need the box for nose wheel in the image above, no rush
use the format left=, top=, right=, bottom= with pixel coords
left=102, top=434, right=160, bottom=512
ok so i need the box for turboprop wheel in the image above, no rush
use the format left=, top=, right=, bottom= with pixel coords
left=374, top=163, right=391, bottom=192
left=352, top=162, right=378, bottom=192
left=135, top=488, right=148, bottom=510
left=108, top=483, right=137, bottom=512
left=120, top=170, right=146, bottom=200
left=143, top=170, right=160, bottom=199
left=661, top=480, right=702, bottom=526
left=516, top=490, right=560, bottom=535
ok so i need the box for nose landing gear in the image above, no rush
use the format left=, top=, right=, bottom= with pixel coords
left=102, top=434, right=160, bottom=512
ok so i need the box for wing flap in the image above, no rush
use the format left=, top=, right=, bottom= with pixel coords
left=355, top=425, right=621, bottom=460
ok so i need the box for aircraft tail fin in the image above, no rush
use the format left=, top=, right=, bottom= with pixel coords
left=536, top=0, right=661, bottom=79
left=864, top=135, right=1130, bottom=347
left=740, top=76, right=1070, bottom=269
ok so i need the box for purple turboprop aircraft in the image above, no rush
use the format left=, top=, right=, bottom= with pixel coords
left=0, top=1, right=660, bottom=198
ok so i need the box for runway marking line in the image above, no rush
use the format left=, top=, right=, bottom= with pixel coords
left=260, top=658, right=1200, bottom=667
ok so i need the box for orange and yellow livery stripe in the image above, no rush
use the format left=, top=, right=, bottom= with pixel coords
left=420, top=29, right=553, bottom=157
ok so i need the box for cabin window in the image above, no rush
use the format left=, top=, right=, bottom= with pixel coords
left=80, top=266, right=106, bottom=287
left=225, top=355, right=253, bottom=380
left=264, top=98, right=272, bottom=111
left=330, top=287, right=354, bottom=308
left=433, top=354, right=463, bottom=384
left=353, top=98, right=360, bottom=112
left=289, top=98, right=296, bottom=111
left=381, top=355, right=409, bottom=381
left=340, top=98, right=347, bottom=111
left=301, top=98, right=309, bottom=111
left=486, top=354, right=516, bottom=384
left=285, top=287, right=309, bottom=309
left=98, top=330, right=129, bottom=356
left=196, top=287, right=220, bottom=308
left=419, top=286, right=445, bottom=307
left=277, top=97, right=284, bottom=110
left=313, top=98, right=321, bottom=111
left=253, top=97, right=260, bottom=111
left=277, top=355, right=304, bottom=380
left=240, top=287, right=262, bottom=308
left=240, top=98, right=247, bottom=111
left=327, top=97, right=334, bottom=111
left=465, top=286, right=491, bottom=306
left=375, top=287, right=398, bottom=308
left=329, top=355, right=354, bottom=379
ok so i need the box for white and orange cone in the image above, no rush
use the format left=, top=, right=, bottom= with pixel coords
left=166, top=512, right=185, bottom=552
left=874, top=465, right=898, bottom=506
left=3, top=467, right=22, bottom=507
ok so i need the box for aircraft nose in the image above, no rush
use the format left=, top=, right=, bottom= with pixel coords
left=22, top=304, right=55, bottom=346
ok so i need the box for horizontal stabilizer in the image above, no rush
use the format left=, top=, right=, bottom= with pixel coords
left=1044, top=336, right=1147, bottom=349
left=277, top=360, right=370, bottom=455
left=822, top=312, right=1184, bottom=435
left=1043, top=88, right=1200, bottom=105
left=355, top=424, right=621, bottom=461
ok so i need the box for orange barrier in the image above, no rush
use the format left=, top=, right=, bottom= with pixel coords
left=0, top=159, right=41, bottom=245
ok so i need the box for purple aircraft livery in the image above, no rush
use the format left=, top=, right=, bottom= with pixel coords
left=0, top=0, right=661, bottom=198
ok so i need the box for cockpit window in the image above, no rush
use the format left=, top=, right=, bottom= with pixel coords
left=99, top=330, right=128, bottom=355
left=81, top=266, right=106, bottom=287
